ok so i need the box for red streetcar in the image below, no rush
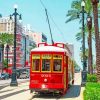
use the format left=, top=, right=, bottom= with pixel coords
left=29, top=43, right=74, bottom=94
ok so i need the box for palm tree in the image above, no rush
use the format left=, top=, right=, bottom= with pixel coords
left=66, top=0, right=94, bottom=74
left=91, top=0, right=100, bottom=82
left=87, top=16, right=93, bottom=74
left=0, top=33, right=13, bottom=45
left=0, top=33, right=13, bottom=72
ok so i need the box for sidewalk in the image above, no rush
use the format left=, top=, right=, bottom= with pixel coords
left=61, top=72, right=85, bottom=100
left=0, top=82, right=32, bottom=100
left=0, top=72, right=85, bottom=100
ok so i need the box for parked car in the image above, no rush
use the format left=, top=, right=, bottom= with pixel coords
left=19, top=71, right=29, bottom=79
left=0, top=73, right=9, bottom=80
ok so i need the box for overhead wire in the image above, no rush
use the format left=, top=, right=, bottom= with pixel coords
left=48, top=13, right=66, bottom=43
left=39, top=0, right=66, bottom=43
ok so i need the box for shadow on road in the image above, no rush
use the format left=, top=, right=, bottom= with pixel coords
left=30, top=85, right=81, bottom=100
left=0, top=85, right=9, bottom=90
left=0, top=89, right=29, bottom=100
left=62, top=85, right=81, bottom=98
left=31, top=93, right=62, bottom=100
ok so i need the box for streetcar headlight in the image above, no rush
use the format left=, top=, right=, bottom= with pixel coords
left=42, top=84, right=45, bottom=89
left=44, top=78, right=47, bottom=82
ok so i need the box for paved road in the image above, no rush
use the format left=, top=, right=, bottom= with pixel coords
left=0, top=72, right=83, bottom=100
left=61, top=72, right=82, bottom=100
left=30, top=72, right=82, bottom=100
left=0, top=79, right=29, bottom=86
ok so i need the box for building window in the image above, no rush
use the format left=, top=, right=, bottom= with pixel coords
left=8, top=59, right=10, bottom=63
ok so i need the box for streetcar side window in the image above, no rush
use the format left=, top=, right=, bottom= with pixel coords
left=32, top=55, right=40, bottom=72
left=53, top=55, right=62, bottom=72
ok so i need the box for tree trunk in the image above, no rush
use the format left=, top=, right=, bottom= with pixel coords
left=92, top=3, right=100, bottom=82
left=88, top=29, right=93, bottom=74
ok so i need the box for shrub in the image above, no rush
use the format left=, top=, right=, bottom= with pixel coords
left=87, top=74, right=97, bottom=82
left=84, top=82, right=100, bottom=100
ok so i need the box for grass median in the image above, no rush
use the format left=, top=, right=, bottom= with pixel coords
left=84, top=74, right=100, bottom=100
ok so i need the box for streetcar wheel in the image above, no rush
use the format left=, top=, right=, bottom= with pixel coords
left=72, top=80, right=74, bottom=84
left=30, top=89, right=33, bottom=93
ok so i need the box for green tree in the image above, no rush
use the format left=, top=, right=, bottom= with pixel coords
left=73, top=59, right=80, bottom=69
left=3, top=59, right=8, bottom=69
left=0, top=33, right=13, bottom=71
left=0, top=33, right=13, bottom=45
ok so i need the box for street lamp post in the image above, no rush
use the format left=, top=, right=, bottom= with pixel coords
left=24, top=36, right=26, bottom=67
left=81, top=1, right=87, bottom=85
left=0, top=44, right=4, bottom=73
left=6, top=44, right=9, bottom=70
left=10, top=4, right=22, bottom=86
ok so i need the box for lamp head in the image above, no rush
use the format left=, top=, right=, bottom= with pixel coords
left=19, top=14, right=22, bottom=23
left=87, top=17, right=91, bottom=22
left=14, top=4, right=18, bottom=9
left=10, top=15, right=12, bottom=20
left=19, top=14, right=22, bottom=20
left=81, top=1, right=85, bottom=7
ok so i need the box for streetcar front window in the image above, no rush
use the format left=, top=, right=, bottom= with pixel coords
left=53, top=59, right=62, bottom=71
left=32, top=59, right=40, bottom=71
left=42, top=54, right=51, bottom=72
left=42, top=59, right=50, bottom=71
left=32, top=54, right=40, bottom=72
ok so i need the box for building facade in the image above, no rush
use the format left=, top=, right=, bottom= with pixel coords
left=29, top=32, right=47, bottom=46
left=0, top=17, right=23, bottom=71
left=0, top=17, right=47, bottom=72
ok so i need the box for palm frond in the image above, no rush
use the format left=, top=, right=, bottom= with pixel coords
left=65, top=15, right=79, bottom=23
left=71, top=1, right=81, bottom=10
left=66, top=10, right=78, bottom=17
left=85, top=0, right=92, bottom=14
left=75, top=32, right=82, bottom=41
left=0, top=33, right=14, bottom=45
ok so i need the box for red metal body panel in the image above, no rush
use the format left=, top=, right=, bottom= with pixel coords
left=30, top=73, right=64, bottom=92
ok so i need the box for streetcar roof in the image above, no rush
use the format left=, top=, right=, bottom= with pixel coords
left=31, top=46, right=67, bottom=53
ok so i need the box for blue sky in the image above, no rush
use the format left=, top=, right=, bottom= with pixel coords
left=0, top=0, right=83, bottom=67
